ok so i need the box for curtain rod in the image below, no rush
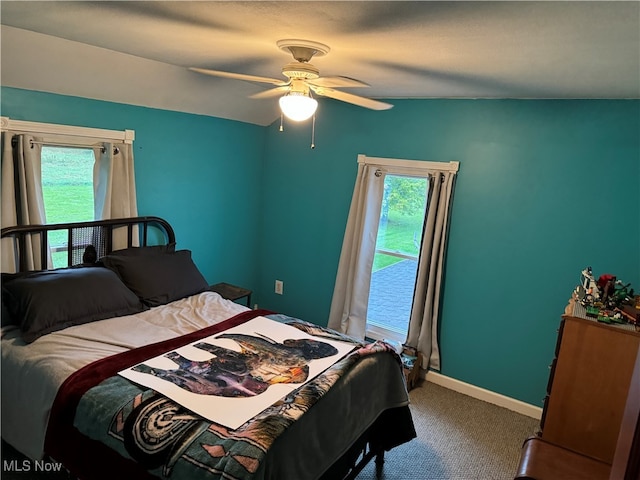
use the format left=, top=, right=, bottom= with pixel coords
left=0, top=117, right=134, bottom=144
left=357, top=154, right=459, bottom=173
left=25, top=138, right=120, bottom=154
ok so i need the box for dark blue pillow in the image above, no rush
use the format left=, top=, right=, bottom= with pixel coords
left=2, top=267, right=146, bottom=343
left=107, top=243, right=176, bottom=257
left=101, top=250, right=208, bottom=307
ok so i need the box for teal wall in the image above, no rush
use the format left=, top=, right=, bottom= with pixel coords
left=257, top=98, right=640, bottom=406
left=2, top=87, right=639, bottom=407
left=1, top=87, right=266, bottom=289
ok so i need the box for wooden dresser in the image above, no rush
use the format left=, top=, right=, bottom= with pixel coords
left=516, top=311, right=640, bottom=479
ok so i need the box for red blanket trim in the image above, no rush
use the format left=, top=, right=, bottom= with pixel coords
left=44, top=308, right=273, bottom=479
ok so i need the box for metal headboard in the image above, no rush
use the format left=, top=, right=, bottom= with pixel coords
left=1, top=216, right=176, bottom=272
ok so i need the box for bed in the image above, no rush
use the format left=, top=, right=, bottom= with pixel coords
left=1, top=216, right=415, bottom=480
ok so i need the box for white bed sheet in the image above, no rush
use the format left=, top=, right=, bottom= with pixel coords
left=1, top=291, right=249, bottom=460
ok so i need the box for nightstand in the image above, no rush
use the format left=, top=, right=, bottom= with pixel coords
left=208, top=282, right=252, bottom=307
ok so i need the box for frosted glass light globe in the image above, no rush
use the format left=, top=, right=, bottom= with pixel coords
left=279, top=94, right=318, bottom=122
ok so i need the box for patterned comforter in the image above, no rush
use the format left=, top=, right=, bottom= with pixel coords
left=44, top=310, right=415, bottom=480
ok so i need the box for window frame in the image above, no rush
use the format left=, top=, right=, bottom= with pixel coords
left=1, top=117, right=134, bottom=145
left=1, top=117, right=136, bottom=268
left=357, top=154, right=459, bottom=343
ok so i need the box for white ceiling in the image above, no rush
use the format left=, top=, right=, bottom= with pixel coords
left=1, top=1, right=639, bottom=126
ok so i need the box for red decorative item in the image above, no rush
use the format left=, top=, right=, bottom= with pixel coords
left=598, top=274, right=616, bottom=290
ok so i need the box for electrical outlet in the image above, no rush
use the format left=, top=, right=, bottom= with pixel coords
left=275, top=280, right=284, bottom=295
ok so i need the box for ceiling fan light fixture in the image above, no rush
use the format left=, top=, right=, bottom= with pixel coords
left=279, top=91, right=318, bottom=122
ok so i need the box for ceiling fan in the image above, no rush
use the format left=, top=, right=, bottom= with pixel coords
left=189, top=39, right=393, bottom=122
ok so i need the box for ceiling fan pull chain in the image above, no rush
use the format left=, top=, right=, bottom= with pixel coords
left=310, top=114, right=316, bottom=149
left=279, top=113, right=284, bottom=132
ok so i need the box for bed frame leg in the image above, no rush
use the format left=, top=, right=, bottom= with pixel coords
left=375, top=450, right=385, bottom=478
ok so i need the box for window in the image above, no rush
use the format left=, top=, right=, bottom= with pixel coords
left=1, top=117, right=137, bottom=272
left=41, top=146, right=95, bottom=267
left=367, top=175, right=428, bottom=342
left=42, top=146, right=95, bottom=223
left=328, top=154, right=457, bottom=369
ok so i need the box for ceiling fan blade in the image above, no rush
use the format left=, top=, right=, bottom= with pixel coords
left=308, top=76, right=370, bottom=88
left=249, top=86, right=290, bottom=99
left=189, top=67, right=286, bottom=86
left=310, top=86, right=393, bottom=110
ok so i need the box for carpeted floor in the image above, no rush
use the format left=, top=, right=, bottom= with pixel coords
left=357, top=381, right=539, bottom=480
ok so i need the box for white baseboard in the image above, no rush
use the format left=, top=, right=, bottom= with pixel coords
left=425, top=371, right=543, bottom=420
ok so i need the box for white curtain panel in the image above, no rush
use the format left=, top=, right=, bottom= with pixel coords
left=1, top=133, right=49, bottom=272
left=329, top=155, right=457, bottom=372
left=93, top=142, right=139, bottom=249
left=328, top=163, right=385, bottom=340
left=406, top=171, right=456, bottom=370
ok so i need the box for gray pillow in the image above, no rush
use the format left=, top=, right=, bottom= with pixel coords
left=101, top=250, right=208, bottom=307
left=107, top=243, right=176, bottom=257
left=2, top=267, right=146, bottom=343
